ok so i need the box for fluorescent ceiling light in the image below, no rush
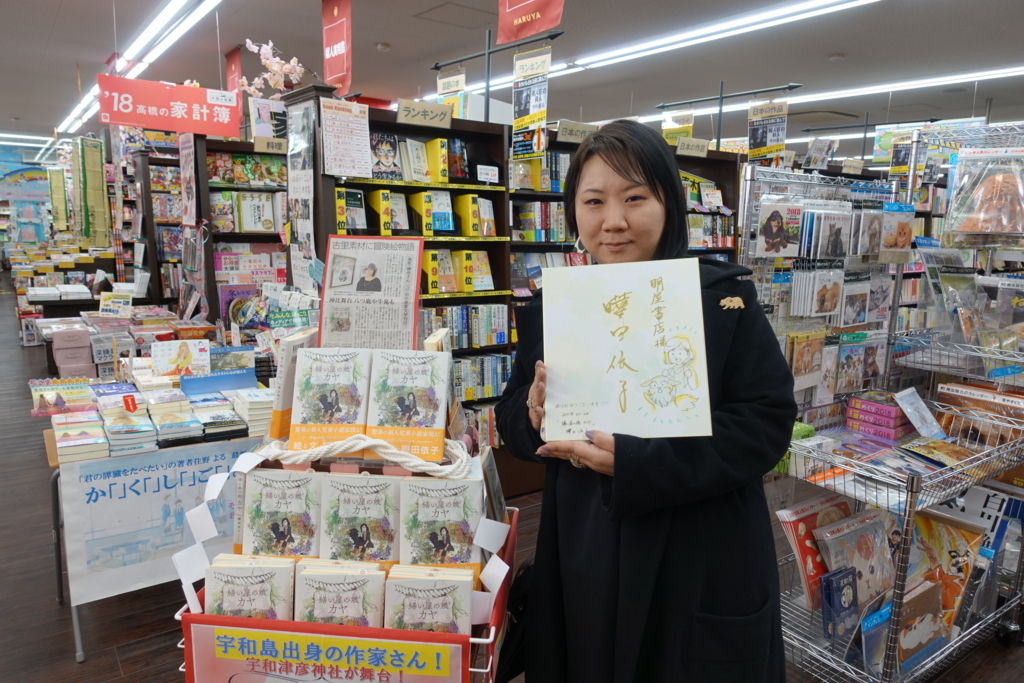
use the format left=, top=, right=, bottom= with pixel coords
left=784, top=65, right=1024, bottom=104
left=0, top=133, right=53, bottom=142
left=144, top=0, right=222, bottom=64
left=0, top=141, right=52, bottom=148
left=121, top=0, right=190, bottom=61
left=125, top=61, right=149, bottom=79
left=580, top=0, right=880, bottom=69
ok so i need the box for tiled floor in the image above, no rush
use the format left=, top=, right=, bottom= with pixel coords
left=2, top=271, right=1022, bottom=681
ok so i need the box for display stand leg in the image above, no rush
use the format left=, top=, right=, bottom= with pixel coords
left=880, top=474, right=921, bottom=681
left=51, top=470, right=63, bottom=604
left=71, top=604, right=85, bottom=663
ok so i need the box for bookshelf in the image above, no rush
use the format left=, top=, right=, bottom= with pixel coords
left=130, top=149, right=168, bottom=303
left=191, top=136, right=289, bottom=321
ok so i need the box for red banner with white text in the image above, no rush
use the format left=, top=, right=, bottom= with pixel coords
left=97, top=75, right=240, bottom=137
left=225, top=46, right=243, bottom=118
left=497, top=0, right=564, bottom=44
left=322, top=0, right=353, bottom=94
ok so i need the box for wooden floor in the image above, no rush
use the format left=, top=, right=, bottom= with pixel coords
left=1, top=270, right=1022, bottom=681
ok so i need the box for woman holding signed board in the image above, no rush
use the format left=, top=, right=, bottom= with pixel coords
left=496, top=120, right=796, bottom=683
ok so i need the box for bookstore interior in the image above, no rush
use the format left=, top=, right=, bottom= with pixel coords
left=6, top=0, right=1024, bottom=681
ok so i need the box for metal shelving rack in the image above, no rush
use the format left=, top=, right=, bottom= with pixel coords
left=735, top=160, right=1024, bottom=681
left=784, top=401, right=1024, bottom=682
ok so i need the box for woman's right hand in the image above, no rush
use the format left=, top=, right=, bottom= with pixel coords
left=527, top=360, right=547, bottom=432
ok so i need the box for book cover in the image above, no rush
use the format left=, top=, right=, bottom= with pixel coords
left=430, top=191, right=454, bottom=233
left=242, top=469, right=323, bottom=557
left=295, top=570, right=385, bottom=626
left=29, top=379, right=99, bottom=417
left=447, top=138, right=469, bottom=180
left=436, top=249, right=458, bottom=293
left=365, top=350, right=451, bottom=462
left=477, top=197, right=496, bottom=236
left=813, top=509, right=896, bottom=603
left=150, top=340, right=211, bottom=376
left=320, top=474, right=400, bottom=562
left=472, top=251, right=494, bottom=290
left=54, top=426, right=108, bottom=450
left=152, top=411, right=204, bottom=434
left=821, top=566, right=859, bottom=642
left=406, top=139, right=430, bottom=183
left=862, top=602, right=893, bottom=678
left=399, top=478, right=484, bottom=565
left=210, top=346, right=256, bottom=373
left=370, top=133, right=403, bottom=180
left=390, top=192, right=411, bottom=234
left=103, top=414, right=157, bottom=435
left=776, top=492, right=853, bottom=610
left=236, top=192, right=276, bottom=233
left=898, top=580, right=945, bottom=672
left=217, top=284, right=259, bottom=325
left=898, top=436, right=980, bottom=469
left=384, top=576, right=472, bottom=633
left=543, top=258, right=711, bottom=440
left=756, top=199, right=801, bottom=257
left=270, top=328, right=319, bottom=441
left=289, top=348, right=373, bottom=451
left=204, top=563, right=294, bottom=619
left=345, top=189, right=368, bottom=233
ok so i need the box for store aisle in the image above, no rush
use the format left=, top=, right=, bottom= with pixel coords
left=0, top=270, right=1020, bottom=682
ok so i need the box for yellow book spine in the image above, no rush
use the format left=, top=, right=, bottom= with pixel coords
left=452, top=249, right=475, bottom=293
left=422, top=250, right=440, bottom=295
left=454, top=194, right=480, bottom=237
left=426, top=138, right=449, bottom=184
left=408, top=192, right=433, bottom=237
left=368, top=189, right=392, bottom=236
left=334, top=187, right=347, bottom=235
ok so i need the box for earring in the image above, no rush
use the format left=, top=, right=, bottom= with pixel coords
left=574, top=236, right=587, bottom=254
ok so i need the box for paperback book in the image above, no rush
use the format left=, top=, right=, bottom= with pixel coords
left=365, top=350, right=451, bottom=462
left=242, top=469, right=323, bottom=557
left=399, top=478, right=484, bottom=566
left=289, top=348, right=373, bottom=451
left=320, top=474, right=400, bottom=563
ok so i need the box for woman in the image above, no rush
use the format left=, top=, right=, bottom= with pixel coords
left=164, top=341, right=194, bottom=376
left=495, top=120, right=796, bottom=683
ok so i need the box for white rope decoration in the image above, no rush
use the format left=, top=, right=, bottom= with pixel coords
left=212, top=571, right=277, bottom=585
left=258, top=434, right=474, bottom=480
left=304, top=577, right=369, bottom=592
left=392, top=584, right=459, bottom=598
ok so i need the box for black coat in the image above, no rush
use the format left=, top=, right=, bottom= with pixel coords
left=495, top=258, right=797, bottom=683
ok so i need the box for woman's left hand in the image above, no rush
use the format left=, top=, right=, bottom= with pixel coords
left=537, top=430, right=615, bottom=476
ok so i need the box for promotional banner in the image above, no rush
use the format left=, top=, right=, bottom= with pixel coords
left=511, top=47, right=550, bottom=160
left=97, top=75, right=240, bottom=137
left=180, top=133, right=197, bottom=227
left=60, top=439, right=261, bottom=605
left=662, top=110, right=694, bottom=145
left=748, top=101, right=788, bottom=160
left=872, top=117, right=985, bottom=163
left=225, top=46, right=243, bottom=118
left=186, top=621, right=467, bottom=683
left=497, top=0, right=564, bottom=44
left=322, top=0, right=353, bottom=94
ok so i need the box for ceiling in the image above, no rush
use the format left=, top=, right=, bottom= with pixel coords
left=3, top=0, right=1024, bottom=162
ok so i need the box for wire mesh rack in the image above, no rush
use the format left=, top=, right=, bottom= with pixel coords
left=918, top=124, right=1024, bottom=149
left=790, top=400, right=1024, bottom=512
left=779, top=552, right=1022, bottom=683
left=890, top=328, right=1024, bottom=388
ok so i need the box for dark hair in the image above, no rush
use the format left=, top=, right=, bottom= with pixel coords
left=564, top=120, right=688, bottom=260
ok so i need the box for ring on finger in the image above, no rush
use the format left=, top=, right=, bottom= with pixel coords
left=569, top=453, right=586, bottom=468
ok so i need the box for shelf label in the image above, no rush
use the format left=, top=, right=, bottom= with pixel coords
left=437, top=68, right=466, bottom=96
left=676, top=137, right=709, bottom=158
left=254, top=136, right=287, bottom=154
left=556, top=120, right=598, bottom=144
left=477, top=165, right=500, bottom=184
left=396, top=98, right=453, bottom=129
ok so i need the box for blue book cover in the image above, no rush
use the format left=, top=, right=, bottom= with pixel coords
left=93, top=383, right=139, bottom=397
left=180, top=368, right=258, bottom=396
left=861, top=603, right=892, bottom=677
left=821, top=567, right=858, bottom=641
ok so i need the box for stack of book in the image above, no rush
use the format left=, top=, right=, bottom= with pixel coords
left=103, top=414, right=158, bottom=456
left=204, top=553, right=296, bottom=620
left=97, top=393, right=148, bottom=419
left=188, top=392, right=232, bottom=414
left=198, top=410, right=248, bottom=442
left=27, top=287, right=60, bottom=300
left=384, top=565, right=475, bottom=633
left=255, top=353, right=276, bottom=387
left=293, top=559, right=386, bottom=626
left=51, top=411, right=104, bottom=431
left=232, top=388, right=275, bottom=437
left=143, top=388, right=190, bottom=416
left=153, top=412, right=205, bottom=448
left=54, top=424, right=110, bottom=463
left=56, top=284, right=93, bottom=300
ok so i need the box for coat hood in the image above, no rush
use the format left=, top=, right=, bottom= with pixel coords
left=698, top=256, right=752, bottom=289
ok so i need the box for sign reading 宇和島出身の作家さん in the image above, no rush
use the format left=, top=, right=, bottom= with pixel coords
left=542, top=258, right=712, bottom=441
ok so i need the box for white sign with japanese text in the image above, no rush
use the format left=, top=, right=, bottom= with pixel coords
left=543, top=258, right=712, bottom=440
left=320, top=98, right=373, bottom=178
left=395, top=98, right=453, bottom=130
left=60, top=438, right=261, bottom=606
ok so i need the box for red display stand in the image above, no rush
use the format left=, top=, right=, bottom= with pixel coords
left=176, top=508, right=519, bottom=683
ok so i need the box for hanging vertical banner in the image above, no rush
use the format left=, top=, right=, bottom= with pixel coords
left=288, top=99, right=318, bottom=288
left=180, top=133, right=197, bottom=227
left=511, top=47, right=550, bottom=160
left=225, top=46, right=243, bottom=123
left=48, top=168, right=68, bottom=232
left=662, top=110, right=694, bottom=145
left=747, top=101, right=788, bottom=160
left=322, top=0, right=353, bottom=95
left=497, top=0, right=564, bottom=45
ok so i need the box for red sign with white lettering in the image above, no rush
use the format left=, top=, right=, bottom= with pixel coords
left=321, top=0, right=352, bottom=94
left=97, top=75, right=241, bottom=137
left=123, top=394, right=137, bottom=413
left=497, top=0, right=564, bottom=45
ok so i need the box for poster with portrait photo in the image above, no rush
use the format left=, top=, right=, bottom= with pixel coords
left=748, top=115, right=787, bottom=160
left=179, top=133, right=197, bottom=227
left=286, top=100, right=316, bottom=172
left=318, top=235, right=424, bottom=350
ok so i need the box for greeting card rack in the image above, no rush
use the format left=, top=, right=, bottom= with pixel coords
left=782, top=401, right=1024, bottom=682
left=174, top=508, right=519, bottom=683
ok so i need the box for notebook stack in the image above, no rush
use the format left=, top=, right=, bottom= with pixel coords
left=232, top=388, right=275, bottom=437
left=153, top=412, right=205, bottom=448
left=143, top=388, right=190, bottom=417
left=54, top=425, right=110, bottom=463
left=293, top=559, right=386, bottom=626
left=103, top=414, right=158, bottom=456
left=198, top=409, right=248, bottom=442
left=188, top=392, right=232, bottom=414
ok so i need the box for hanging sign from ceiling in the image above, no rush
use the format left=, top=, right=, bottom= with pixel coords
left=97, top=75, right=240, bottom=137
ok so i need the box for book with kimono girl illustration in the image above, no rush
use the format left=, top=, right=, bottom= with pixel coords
left=289, top=348, right=372, bottom=451
left=320, top=474, right=400, bottom=564
left=242, top=469, right=323, bottom=557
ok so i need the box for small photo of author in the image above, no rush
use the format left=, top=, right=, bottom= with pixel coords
left=356, top=263, right=383, bottom=292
